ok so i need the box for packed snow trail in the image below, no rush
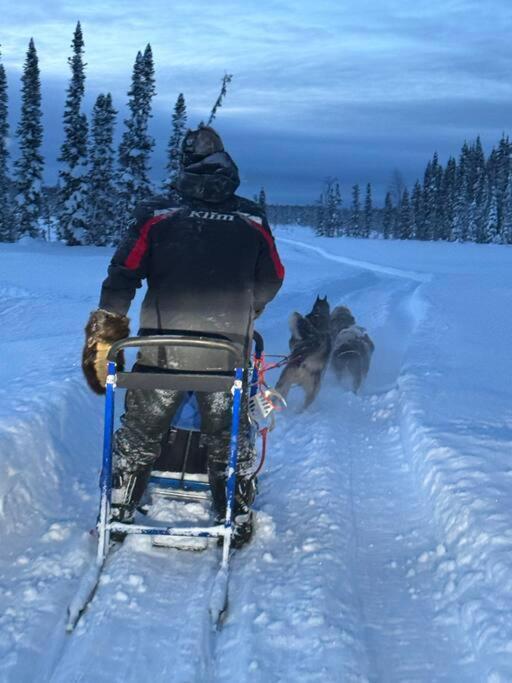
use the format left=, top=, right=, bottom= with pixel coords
left=49, top=535, right=219, bottom=682
left=1, top=234, right=512, bottom=681
left=213, top=238, right=477, bottom=682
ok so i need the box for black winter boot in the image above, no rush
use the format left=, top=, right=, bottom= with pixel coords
left=108, top=469, right=152, bottom=541
left=213, top=476, right=256, bottom=549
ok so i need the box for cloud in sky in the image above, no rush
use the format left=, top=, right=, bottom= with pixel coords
left=2, top=0, right=512, bottom=203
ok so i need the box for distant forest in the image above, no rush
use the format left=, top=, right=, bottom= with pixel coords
left=1, top=24, right=511, bottom=245
left=269, top=135, right=512, bottom=244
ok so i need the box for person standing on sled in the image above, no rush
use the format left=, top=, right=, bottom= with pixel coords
left=82, top=126, right=284, bottom=547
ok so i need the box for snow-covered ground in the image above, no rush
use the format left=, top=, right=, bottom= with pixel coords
left=1, top=227, right=511, bottom=682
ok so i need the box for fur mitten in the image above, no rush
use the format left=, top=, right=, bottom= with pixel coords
left=82, top=309, right=130, bottom=395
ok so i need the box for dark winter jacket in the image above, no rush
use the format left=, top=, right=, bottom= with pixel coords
left=99, top=151, right=284, bottom=368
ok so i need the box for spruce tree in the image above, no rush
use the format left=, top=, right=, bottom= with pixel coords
left=398, top=188, right=413, bottom=239
left=320, top=179, right=342, bottom=237
left=0, top=50, right=13, bottom=241
left=315, top=191, right=326, bottom=236
left=163, top=92, right=187, bottom=197
left=466, top=199, right=479, bottom=242
left=474, top=170, right=488, bottom=243
left=58, top=22, right=88, bottom=245
left=350, top=183, right=361, bottom=237
left=258, top=187, right=267, bottom=212
left=481, top=177, right=499, bottom=243
left=118, top=45, right=156, bottom=231
left=411, top=180, right=423, bottom=239
left=362, top=183, right=372, bottom=238
left=502, top=172, right=512, bottom=244
left=332, top=182, right=343, bottom=236
left=453, top=144, right=470, bottom=241
left=470, top=137, right=486, bottom=204
left=452, top=174, right=468, bottom=242
left=14, top=38, right=44, bottom=239
left=495, top=135, right=510, bottom=233
left=440, top=157, right=457, bottom=240
left=86, top=93, right=117, bottom=245
left=383, top=192, right=393, bottom=239
left=422, top=153, right=442, bottom=240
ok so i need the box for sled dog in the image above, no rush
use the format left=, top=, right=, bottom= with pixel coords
left=330, top=305, right=374, bottom=393
left=275, top=296, right=331, bottom=410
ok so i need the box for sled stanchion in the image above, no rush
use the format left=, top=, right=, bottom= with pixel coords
left=223, top=367, right=244, bottom=566
left=209, top=366, right=244, bottom=626
left=66, top=360, right=117, bottom=632
left=97, top=360, right=116, bottom=564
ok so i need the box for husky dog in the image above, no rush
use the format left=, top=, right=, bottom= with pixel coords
left=330, top=305, right=374, bottom=393
left=275, top=296, right=331, bottom=410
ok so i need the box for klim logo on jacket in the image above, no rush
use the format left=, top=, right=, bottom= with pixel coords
left=189, top=210, right=235, bottom=222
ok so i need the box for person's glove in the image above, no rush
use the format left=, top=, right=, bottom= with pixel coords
left=82, top=309, right=130, bottom=395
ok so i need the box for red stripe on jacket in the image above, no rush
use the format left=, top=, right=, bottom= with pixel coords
left=244, top=217, right=285, bottom=280
left=124, top=214, right=168, bottom=270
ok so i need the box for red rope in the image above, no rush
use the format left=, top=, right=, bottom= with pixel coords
left=250, top=350, right=290, bottom=477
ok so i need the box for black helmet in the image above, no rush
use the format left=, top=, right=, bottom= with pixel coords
left=181, top=126, right=224, bottom=166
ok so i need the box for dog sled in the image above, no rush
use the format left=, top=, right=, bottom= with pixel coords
left=66, top=331, right=284, bottom=632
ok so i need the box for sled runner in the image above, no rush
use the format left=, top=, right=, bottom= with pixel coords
left=67, top=331, right=277, bottom=632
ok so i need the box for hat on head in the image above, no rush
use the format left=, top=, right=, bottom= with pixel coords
left=181, top=126, right=224, bottom=166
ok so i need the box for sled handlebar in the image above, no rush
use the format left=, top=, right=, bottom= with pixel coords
left=107, top=334, right=244, bottom=364
left=107, top=334, right=248, bottom=393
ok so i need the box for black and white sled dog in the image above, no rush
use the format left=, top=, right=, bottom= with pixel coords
left=275, top=296, right=331, bottom=410
left=330, top=305, right=374, bottom=393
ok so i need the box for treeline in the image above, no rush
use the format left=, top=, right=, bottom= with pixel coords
left=314, top=136, right=512, bottom=243
left=266, top=204, right=317, bottom=226
left=0, top=23, right=188, bottom=245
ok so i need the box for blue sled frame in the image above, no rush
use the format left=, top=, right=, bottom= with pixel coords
left=67, top=333, right=262, bottom=631
left=98, top=335, right=250, bottom=563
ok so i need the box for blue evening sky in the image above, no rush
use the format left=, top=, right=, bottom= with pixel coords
left=2, top=0, right=512, bottom=204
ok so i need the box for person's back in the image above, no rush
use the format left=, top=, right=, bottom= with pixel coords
left=82, top=125, right=284, bottom=547
left=99, top=127, right=283, bottom=359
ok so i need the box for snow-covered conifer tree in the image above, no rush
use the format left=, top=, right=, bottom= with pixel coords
left=383, top=192, right=393, bottom=239
left=319, top=179, right=342, bottom=237
left=495, top=135, right=511, bottom=233
left=332, top=181, right=343, bottom=236
left=411, top=180, right=423, bottom=239
left=315, top=191, right=326, bottom=236
left=58, top=22, right=88, bottom=245
left=163, top=93, right=187, bottom=197
left=422, top=154, right=442, bottom=240
left=398, top=188, right=413, bottom=239
left=440, top=157, right=456, bottom=240
left=362, top=183, right=372, bottom=238
left=118, top=44, right=156, bottom=231
left=0, top=50, right=13, bottom=241
left=258, top=187, right=267, bottom=212
left=482, top=179, right=499, bottom=243
left=465, top=199, right=479, bottom=242
left=502, top=172, right=512, bottom=244
left=86, top=93, right=117, bottom=245
left=14, top=39, right=44, bottom=239
left=452, top=144, right=471, bottom=241
left=350, top=184, right=361, bottom=237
